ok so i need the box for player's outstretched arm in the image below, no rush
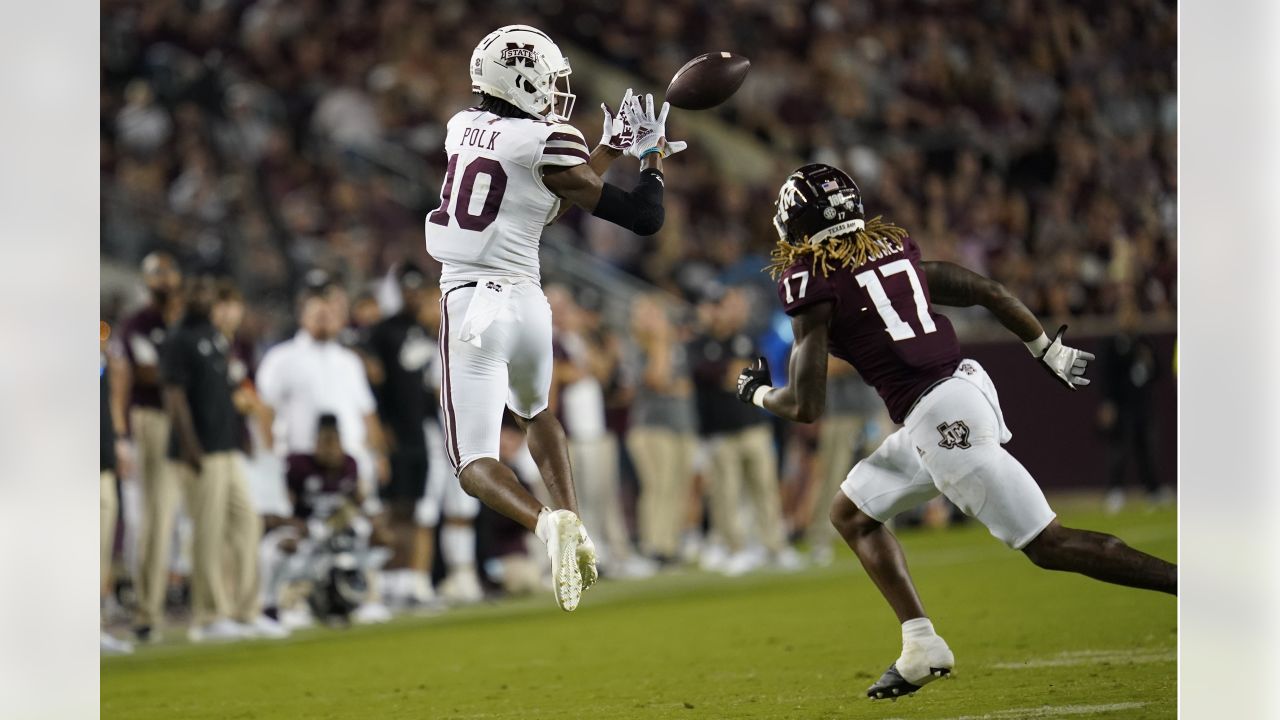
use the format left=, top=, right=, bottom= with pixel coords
left=542, top=92, right=685, bottom=236
left=922, top=261, right=1094, bottom=390
left=547, top=94, right=632, bottom=223
left=735, top=301, right=833, bottom=423
left=542, top=161, right=663, bottom=234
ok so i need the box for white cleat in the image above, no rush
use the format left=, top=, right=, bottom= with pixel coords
left=772, top=546, right=806, bottom=572
left=577, top=526, right=599, bottom=591
left=280, top=605, right=315, bottom=630
left=896, top=634, right=955, bottom=687
left=810, top=544, right=835, bottom=567
left=439, top=569, right=484, bottom=605
left=351, top=602, right=393, bottom=625
left=248, top=614, right=290, bottom=639
left=538, top=509, right=584, bottom=612
left=721, top=549, right=765, bottom=577
left=867, top=636, right=955, bottom=700
left=610, top=554, right=658, bottom=581
left=698, top=543, right=730, bottom=573
left=1104, top=489, right=1126, bottom=515
left=188, top=618, right=250, bottom=643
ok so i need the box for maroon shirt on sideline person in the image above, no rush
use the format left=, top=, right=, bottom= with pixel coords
left=285, top=453, right=360, bottom=521
left=118, top=306, right=169, bottom=410
left=777, top=235, right=961, bottom=424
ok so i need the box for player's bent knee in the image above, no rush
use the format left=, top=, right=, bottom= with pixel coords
left=524, top=407, right=560, bottom=429
left=830, top=492, right=879, bottom=538
left=1021, top=521, right=1067, bottom=568
left=457, top=459, right=497, bottom=498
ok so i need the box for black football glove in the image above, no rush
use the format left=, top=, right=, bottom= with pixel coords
left=736, top=357, right=772, bottom=406
left=1033, top=325, right=1095, bottom=391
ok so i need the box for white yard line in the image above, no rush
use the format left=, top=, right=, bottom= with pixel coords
left=992, top=648, right=1176, bottom=670
left=884, top=701, right=1148, bottom=720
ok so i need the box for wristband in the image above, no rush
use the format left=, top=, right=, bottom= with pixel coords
left=1025, top=333, right=1050, bottom=357
left=751, top=385, right=771, bottom=408
left=639, top=146, right=663, bottom=159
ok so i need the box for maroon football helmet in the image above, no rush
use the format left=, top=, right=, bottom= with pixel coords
left=772, top=163, right=866, bottom=247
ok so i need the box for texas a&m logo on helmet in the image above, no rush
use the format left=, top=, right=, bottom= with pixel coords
left=773, top=163, right=866, bottom=247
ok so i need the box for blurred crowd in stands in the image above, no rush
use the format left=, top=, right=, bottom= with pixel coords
left=100, top=0, right=1176, bottom=652
left=102, top=0, right=1176, bottom=332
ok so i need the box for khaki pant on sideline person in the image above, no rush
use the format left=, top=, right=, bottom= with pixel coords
left=806, top=413, right=865, bottom=550
left=131, top=407, right=181, bottom=629
left=101, top=470, right=118, bottom=598
left=627, top=427, right=696, bottom=558
left=809, top=411, right=894, bottom=548
left=175, top=451, right=262, bottom=627
left=568, top=433, right=632, bottom=565
left=708, top=424, right=786, bottom=554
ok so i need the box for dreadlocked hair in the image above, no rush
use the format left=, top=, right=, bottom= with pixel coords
left=477, top=92, right=535, bottom=120
left=767, top=216, right=910, bottom=279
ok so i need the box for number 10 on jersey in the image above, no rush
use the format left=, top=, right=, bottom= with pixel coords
left=427, top=154, right=509, bottom=232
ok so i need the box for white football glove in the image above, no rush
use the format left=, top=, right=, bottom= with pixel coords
left=1028, top=325, right=1095, bottom=390
left=621, top=90, right=687, bottom=160
left=599, top=89, right=634, bottom=152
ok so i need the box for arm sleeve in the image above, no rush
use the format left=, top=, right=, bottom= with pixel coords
left=535, top=123, right=590, bottom=169
left=777, top=260, right=838, bottom=317
left=591, top=169, right=665, bottom=235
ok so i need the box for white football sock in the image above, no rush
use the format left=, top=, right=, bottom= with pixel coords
left=534, top=508, right=554, bottom=544
left=902, top=617, right=938, bottom=644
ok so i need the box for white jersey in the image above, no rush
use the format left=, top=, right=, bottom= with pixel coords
left=425, top=108, right=590, bottom=288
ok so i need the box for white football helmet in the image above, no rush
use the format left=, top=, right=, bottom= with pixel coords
left=470, top=25, right=575, bottom=122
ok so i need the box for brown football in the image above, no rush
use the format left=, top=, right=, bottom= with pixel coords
left=665, top=52, right=751, bottom=110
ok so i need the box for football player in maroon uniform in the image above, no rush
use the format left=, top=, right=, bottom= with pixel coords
left=736, top=164, right=1176, bottom=700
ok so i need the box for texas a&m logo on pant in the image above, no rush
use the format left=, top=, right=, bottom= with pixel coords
left=936, top=421, right=971, bottom=450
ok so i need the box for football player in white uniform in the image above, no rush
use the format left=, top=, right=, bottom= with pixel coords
left=425, top=25, right=685, bottom=611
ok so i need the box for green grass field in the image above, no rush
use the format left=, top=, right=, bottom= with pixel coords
left=102, top=499, right=1176, bottom=719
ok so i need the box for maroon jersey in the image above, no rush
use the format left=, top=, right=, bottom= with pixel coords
left=119, top=306, right=169, bottom=410
left=285, top=453, right=360, bottom=521
left=777, top=236, right=961, bottom=423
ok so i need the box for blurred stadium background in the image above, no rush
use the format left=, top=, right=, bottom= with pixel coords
left=98, top=0, right=1176, bottom=663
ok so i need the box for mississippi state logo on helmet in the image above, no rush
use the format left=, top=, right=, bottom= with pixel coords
left=772, top=163, right=866, bottom=247
left=470, top=25, right=576, bottom=121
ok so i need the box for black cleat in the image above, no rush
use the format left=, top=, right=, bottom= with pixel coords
left=866, top=663, right=950, bottom=700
